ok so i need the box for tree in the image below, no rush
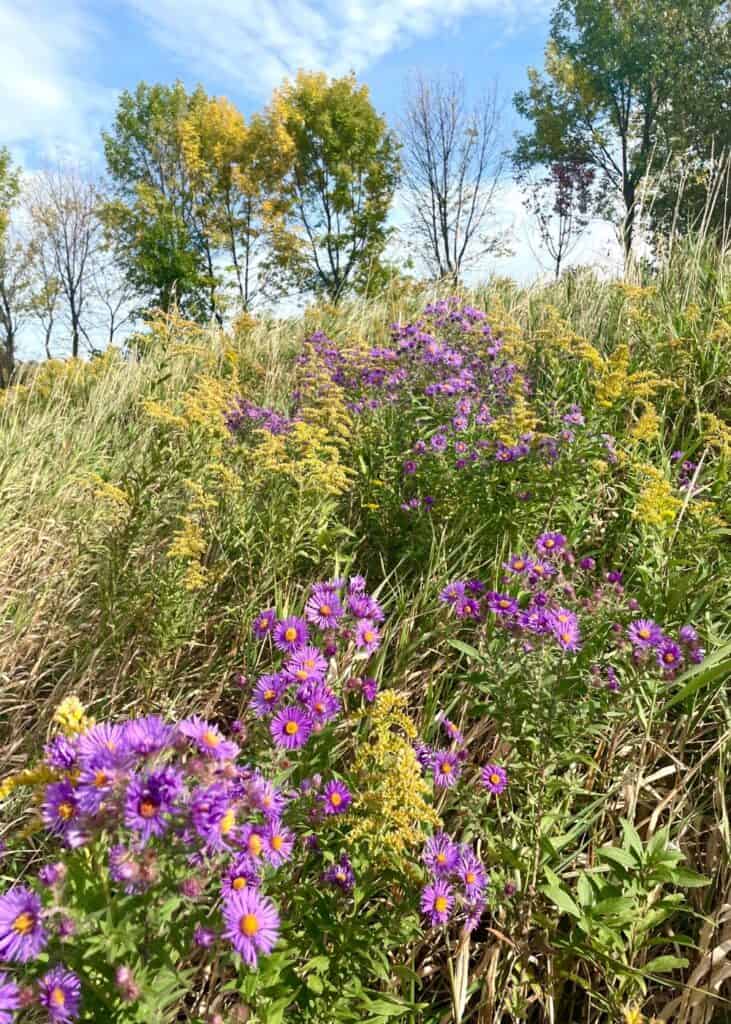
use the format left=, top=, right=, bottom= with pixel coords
left=400, top=73, right=506, bottom=282
left=522, top=160, right=595, bottom=278
left=25, top=169, right=104, bottom=358
left=513, top=0, right=728, bottom=261
left=103, top=82, right=217, bottom=320
left=264, top=71, right=400, bottom=302
left=0, top=151, right=32, bottom=383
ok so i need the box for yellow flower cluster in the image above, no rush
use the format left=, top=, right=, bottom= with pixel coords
left=167, top=516, right=208, bottom=591
left=53, top=695, right=95, bottom=736
left=595, top=345, right=673, bottom=409
left=633, top=464, right=682, bottom=530
left=703, top=413, right=731, bottom=459
left=350, top=691, right=440, bottom=860
left=629, top=402, right=661, bottom=443
left=0, top=764, right=57, bottom=803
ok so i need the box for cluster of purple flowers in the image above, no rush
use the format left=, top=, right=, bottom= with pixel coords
left=420, top=832, right=488, bottom=933
left=671, top=450, right=700, bottom=493
left=249, top=577, right=384, bottom=750
left=438, top=530, right=704, bottom=682
left=225, top=397, right=296, bottom=436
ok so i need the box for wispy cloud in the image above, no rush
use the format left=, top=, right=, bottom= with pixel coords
left=0, top=0, right=116, bottom=166
left=124, top=0, right=551, bottom=97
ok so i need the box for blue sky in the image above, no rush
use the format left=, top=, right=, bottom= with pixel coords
left=0, top=0, right=620, bottom=286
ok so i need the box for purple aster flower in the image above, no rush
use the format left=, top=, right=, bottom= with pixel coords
left=481, top=764, right=508, bottom=795
left=178, top=717, right=239, bottom=760
left=252, top=607, right=277, bottom=639
left=679, top=625, right=699, bottom=645
left=532, top=532, right=565, bottom=557
left=361, top=677, right=378, bottom=702
left=43, top=735, right=77, bottom=771
left=222, top=888, right=280, bottom=968
left=628, top=619, right=663, bottom=648
left=239, top=825, right=266, bottom=861
left=124, top=768, right=182, bottom=843
left=0, top=886, right=46, bottom=962
left=348, top=575, right=367, bottom=594
left=440, top=581, right=466, bottom=608
left=423, top=832, right=459, bottom=876
left=347, top=592, right=385, bottom=622
left=355, top=619, right=381, bottom=654
left=76, top=722, right=127, bottom=767
left=457, top=850, right=488, bottom=898
left=420, top=880, right=454, bottom=926
left=304, top=684, right=340, bottom=724
left=221, top=855, right=261, bottom=895
left=42, top=780, right=80, bottom=840
left=38, top=965, right=81, bottom=1022
left=248, top=777, right=287, bottom=819
left=76, top=762, right=116, bottom=816
left=464, top=897, right=486, bottom=933
left=109, top=845, right=144, bottom=893
left=528, top=560, right=556, bottom=584
left=321, top=780, right=352, bottom=815
left=190, top=784, right=238, bottom=852
left=488, top=592, right=518, bottom=616
left=273, top=616, right=309, bottom=653
left=263, top=820, right=295, bottom=866
left=579, top=556, right=596, bottom=570
left=550, top=609, right=582, bottom=652
left=250, top=674, right=286, bottom=718
left=270, top=707, right=312, bottom=750
left=606, top=570, right=623, bottom=584
left=285, top=645, right=328, bottom=685
left=193, top=925, right=217, bottom=948
left=505, top=554, right=532, bottom=575
left=305, top=586, right=344, bottom=629
left=689, top=647, right=705, bottom=664
left=432, top=751, right=461, bottom=788
left=430, top=433, right=447, bottom=452
left=402, top=459, right=418, bottom=475
left=123, top=716, right=175, bottom=757
left=38, top=863, right=66, bottom=889
left=0, top=971, right=20, bottom=1024
left=323, top=855, right=355, bottom=892
left=657, top=639, right=683, bottom=672
left=436, top=713, right=464, bottom=745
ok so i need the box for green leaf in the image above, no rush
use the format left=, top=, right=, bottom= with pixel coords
left=542, top=884, right=582, bottom=919
left=643, top=955, right=689, bottom=974
left=447, top=638, right=483, bottom=661
left=597, top=845, right=637, bottom=870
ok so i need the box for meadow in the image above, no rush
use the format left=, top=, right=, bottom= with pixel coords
left=0, top=239, right=729, bottom=1024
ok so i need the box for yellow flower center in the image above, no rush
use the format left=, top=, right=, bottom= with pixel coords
left=330, top=792, right=342, bottom=807
left=639, top=628, right=651, bottom=639
left=663, top=651, right=676, bottom=663
left=514, top=560, right=524, bottom=570
left=434, top=896, right=448, bottom=913
left=232, top=876, right=247, bottom=891
left=94, top=770, right=108, bottom=788
left=560, top=632, right=572, bottom=644
left=466, top=872, right=476, bottom=884
left=284, top=721, right=299, bottom=735
left=271, top=834, right=284, bottom=851
left=436, top=852, right=447, bottom=864
left=13, top=912, right=34, bottom=935
left=284, top=627, right=297, bottom=643
left=295, top=669, right=309, bottom=680
left=335, top=870, right=346, bottom=881
left=51, top=987, right=66, bottom=1007
left=202, top=730, right=220, bottom=748
left=260, top=617, right=269, bottom=629
left=320, top=604, right=332, bottom=617
left=304, top=658, right=316, bottom=669
left=264, top=689, right=276, bottom=702
left=314, top=702, right=325, bottom=714
left=499, top=599, right=510, bottom=609
left=248, top=834, right=262, bottom=856
left=220, top=809, right=236, bottom=835
left=363, top=630, right=374, bottom=643
left=545, top=539, right=555, bottom=548
left=58, top=802, right=74, bottom=820
left=440, top=761, right=453, bottom=774
left=240, top=913, right=259, bottom=937
left=490, top=773, right=501, bottom=785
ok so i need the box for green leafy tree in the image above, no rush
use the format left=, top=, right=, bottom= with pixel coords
left=513, top=0, right=728, bottom=260
left=0, top=150, right=29, bottom=384
left=265, top=71, right=400, bottom=302
left=102, top=82, right=218, bottom=320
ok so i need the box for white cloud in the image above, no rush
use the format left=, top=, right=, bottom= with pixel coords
left=0, top=0, right=116, bottom=167
left=123, top=0, right=552, bottom=96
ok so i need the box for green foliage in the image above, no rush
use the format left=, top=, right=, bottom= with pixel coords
left=513, top=0, right=729, bottom=256
left=265, top=71, right=401, bottom=302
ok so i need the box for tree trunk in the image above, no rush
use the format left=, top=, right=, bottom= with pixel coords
left=622, top=180, right=636, bottom=263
